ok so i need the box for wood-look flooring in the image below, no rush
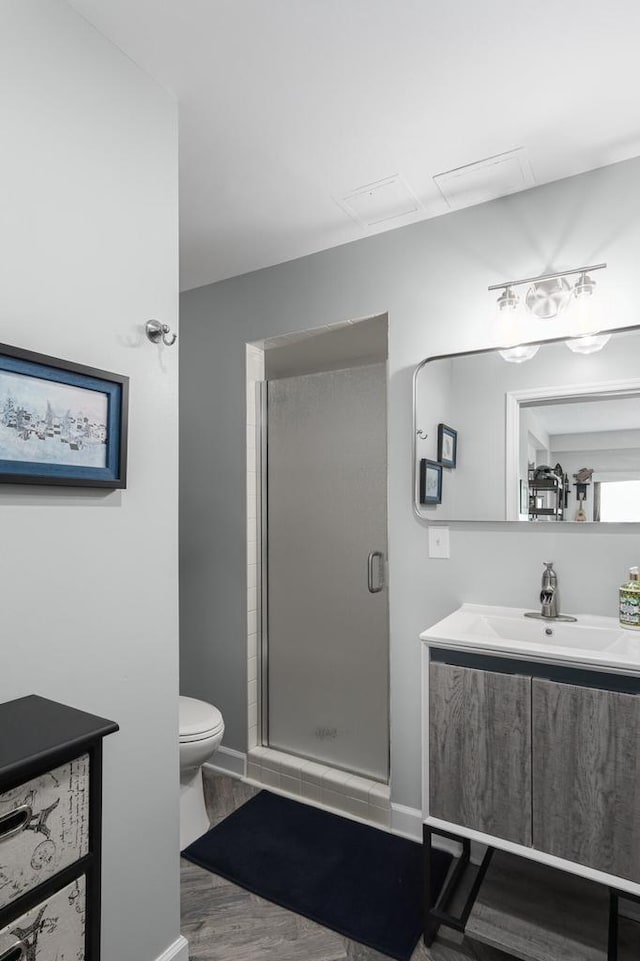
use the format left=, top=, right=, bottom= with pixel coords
left=180, top=772, right=512, bottom=961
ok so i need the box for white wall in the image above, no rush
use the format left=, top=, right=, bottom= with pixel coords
left=181, top=145, right=640, bottom=813
left=521, top=410, right=551, bottom=481
left=0, top=4, right=179, bottom=960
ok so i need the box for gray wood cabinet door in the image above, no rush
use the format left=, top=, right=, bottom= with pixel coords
left=533, top=678, right=640, bottom=882
left=429, top=661, right=532, bottom=845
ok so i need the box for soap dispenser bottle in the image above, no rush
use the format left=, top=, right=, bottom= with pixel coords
left=620, top=567, right=640, bottom=631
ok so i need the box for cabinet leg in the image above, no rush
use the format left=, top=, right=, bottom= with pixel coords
left=423, top=825, right=439, bottom=946
left=608, top=889, right=618, bottom=961
left=423, top=826, right=478, bottom=945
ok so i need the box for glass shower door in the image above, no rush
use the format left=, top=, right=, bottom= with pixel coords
left=265, top=363, right=389, bottom=781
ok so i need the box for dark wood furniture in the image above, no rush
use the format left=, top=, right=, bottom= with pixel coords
left=0, top=695, right=118, bottom=960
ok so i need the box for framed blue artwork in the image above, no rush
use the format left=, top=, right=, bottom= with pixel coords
left=419, top=458, right=442, bottom=505
left=437, top=423, right=457, bottom=468
left=0, top=343, right=128, bottom=488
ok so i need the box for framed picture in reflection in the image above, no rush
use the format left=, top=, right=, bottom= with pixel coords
left=420, top=458, right=442, bottom=505
left=437, top=423, right=457, bottom=468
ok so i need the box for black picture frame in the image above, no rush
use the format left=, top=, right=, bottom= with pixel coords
left=0, top=342, right=128, bottom=488
left=420, top=458, right=443, bottom=505
left=437, top=423, right=457, bottom=468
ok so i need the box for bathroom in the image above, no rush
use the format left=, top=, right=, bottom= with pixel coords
left=2, top=3, right=640, bottom=961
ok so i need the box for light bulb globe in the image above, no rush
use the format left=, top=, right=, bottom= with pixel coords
left=498, top=344, right=540, bottom=364
left=565, top=333, right=611, bottom=355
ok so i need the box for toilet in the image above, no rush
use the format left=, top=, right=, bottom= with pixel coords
left=179, top=695, right=224, bottom=850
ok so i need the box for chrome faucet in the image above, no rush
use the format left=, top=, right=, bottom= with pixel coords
left=524, top=562, right=577, bottom=622
left=540, top=561, right=558, bottom=618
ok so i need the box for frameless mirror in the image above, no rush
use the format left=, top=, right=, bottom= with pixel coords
left=413, top=325, right=640, bottom=523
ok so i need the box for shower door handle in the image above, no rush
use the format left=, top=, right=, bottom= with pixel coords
left=367, top=551, right=385, bottom=593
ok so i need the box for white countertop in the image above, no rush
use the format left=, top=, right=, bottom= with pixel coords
left=420, top=603, right=640, bottom=674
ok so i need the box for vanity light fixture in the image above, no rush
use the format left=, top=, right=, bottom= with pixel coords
left=564, top=270, right=611, bottom=354
left=494, top=284, right=537, bottom=362
left=490, top=263, right=608, bottom=362
left=499, top=344, right=540, bottom=364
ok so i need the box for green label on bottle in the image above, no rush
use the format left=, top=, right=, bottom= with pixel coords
left=620, top=588, right=640, bottom=629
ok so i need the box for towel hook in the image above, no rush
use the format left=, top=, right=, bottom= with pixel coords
left=145, top=319, right=177, bottom=347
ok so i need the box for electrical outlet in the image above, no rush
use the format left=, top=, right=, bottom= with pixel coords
left=428, top=526, right=450, bottom=559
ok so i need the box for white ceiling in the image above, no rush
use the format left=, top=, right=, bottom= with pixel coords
left=68, top=0, right=640, bottom=291
left=529, top=397, right=640, bottom=435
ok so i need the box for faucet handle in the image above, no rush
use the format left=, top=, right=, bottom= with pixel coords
left=541, top=561, right=558, bottom=593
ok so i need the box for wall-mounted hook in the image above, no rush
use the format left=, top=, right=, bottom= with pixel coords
left=145, top=319, right=177, bottom=347
left=416, top=429, right=428, bottom=440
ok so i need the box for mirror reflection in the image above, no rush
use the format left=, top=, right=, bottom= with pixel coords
left=414, top=325, right=640, bottom=523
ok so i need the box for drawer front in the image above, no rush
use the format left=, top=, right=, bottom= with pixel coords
left=0, top=875, right=86, bottom=960
left=0, top=755, right=89, bottom=909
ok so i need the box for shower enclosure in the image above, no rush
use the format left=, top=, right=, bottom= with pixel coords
left=261, top=362, right=389, bottom=782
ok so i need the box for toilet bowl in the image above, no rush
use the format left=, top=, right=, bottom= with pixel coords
left=179, top=695, right=224, bottom=850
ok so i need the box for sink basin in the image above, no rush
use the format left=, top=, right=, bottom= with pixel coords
left=466, top=613, right=626, bottom=651
left=420, top=604, right=638, bottom=667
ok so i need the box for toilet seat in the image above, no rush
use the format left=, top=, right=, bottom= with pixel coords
left=179, top=696, right=224, bottom=743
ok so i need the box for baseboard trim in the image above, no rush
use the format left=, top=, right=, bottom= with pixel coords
left=155, top=935, right=189, bottom=961
left=204, top=746, right=247, bottom=779
left=390, top=804, right=463, bottom=858
left=390, top=803, right=422, bottom=841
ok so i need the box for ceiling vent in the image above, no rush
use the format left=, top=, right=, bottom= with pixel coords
left=434, top=148, right=535, bottom=210
left=337, top=174, right=422, bottom=228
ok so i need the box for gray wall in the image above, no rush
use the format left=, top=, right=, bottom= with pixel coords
left=180, top=154, right=640, bottom=810
left=1, top=4, right=180, bottom=959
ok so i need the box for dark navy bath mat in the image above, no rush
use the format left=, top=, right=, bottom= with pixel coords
left=182, top=789, right=452, bottom=961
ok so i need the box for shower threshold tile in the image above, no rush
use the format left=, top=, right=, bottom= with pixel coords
left=300, top=781, right=323, bottom=803
left=340, top=795, right=369, bottom=820
left=368, top=781, right=390, bottom=808
left=344, top=775, right=375, bottom=802
left=301, top=764, right=331, bottom=786
left=322, top=766, right=353, bottom=790
left=280, top=773, right=302, bottom=796
left=278, top=755, right=306, bottom=777
left=260, top=769, right=280, bottom=789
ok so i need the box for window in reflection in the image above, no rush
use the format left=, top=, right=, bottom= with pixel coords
left=598, top=480, right=640, bottom=522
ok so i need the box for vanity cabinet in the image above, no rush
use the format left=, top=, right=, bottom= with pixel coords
left=428, top=654, right=640, bottom=883
left=421, top=606, right=640, bottom=959
left=533, top=678, right=640, bottom=882
left=429, top=662, right=532, bottom=845
left=0, top=696, right=118, bottom=961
